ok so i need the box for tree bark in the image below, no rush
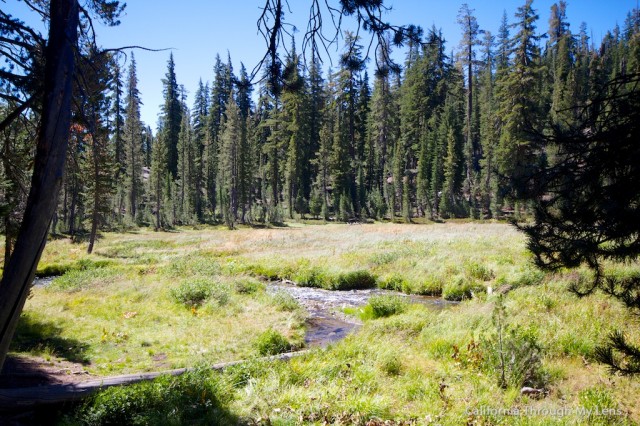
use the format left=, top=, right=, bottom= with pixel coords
left=0, top=0, right=79, bottom=370
left=87, top=143, right=101, bottom=254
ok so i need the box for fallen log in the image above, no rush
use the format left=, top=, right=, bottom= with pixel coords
left=0, top=350, right=309, bottom=409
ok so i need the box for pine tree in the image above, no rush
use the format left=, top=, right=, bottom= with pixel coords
left=546, top=1, right=576, bottom=130
left=192, top=79, right=209, bottom=221
left=76, top=50, right=116, bottom=253
left=308, top=55, right=325, bottom=194
left=367, top=63, right=397, bottom=218
left=496, top=0, right=545, bottom=212
left=254, top=82, right=274, bottom=222
left=176, top=105, right=194, bottom=223
left=109, top=61, right=126, bottom=223
left=219, top=89, right=242, bottom=229
left=281, top=44, right=310, bottom=218
left=314, top=70, right=334, bottom=220
left=333, top=32, right=366, bottom=213
left=162, top=53, right=182, bottom=180
left=457, top=4, right=482, bottom=217
left=122, top=53, right=144, bottom=223
left=150, top=131, right=168, bottom=230
left=236, top=64, right=254, bottom=222
left=0, top=104, right=33, bottom=263
left=355, top=71, right=371, bottom=214
left=478, top=31, right=500, bottom=218
left=206, top=54, right=233, bottom=218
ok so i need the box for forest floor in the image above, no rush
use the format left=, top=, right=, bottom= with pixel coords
left=4, top=221, right=640, bottom=424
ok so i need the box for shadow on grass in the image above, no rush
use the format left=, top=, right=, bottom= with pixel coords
left=10, top=314, right=90, bottom=365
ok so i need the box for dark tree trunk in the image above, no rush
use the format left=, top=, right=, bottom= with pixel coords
left=155, top=174, right=161, bottom=231
left=0, top=0, right=79, bottom=370
left=87, top=143, right=101, bottom=254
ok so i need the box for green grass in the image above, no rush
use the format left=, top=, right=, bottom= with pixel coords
left=63, top=368, right=238, bottom=425
left=9, top=223, right=640, bottom=424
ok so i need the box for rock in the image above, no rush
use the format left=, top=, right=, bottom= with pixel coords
left=520, top=386, right=545, bottom=397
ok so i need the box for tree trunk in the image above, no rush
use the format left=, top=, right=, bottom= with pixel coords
left=0, top=0, right=79, bottom=370
left=155, top=173, right=161, bottom=231
left=87, top=142, right=101, bottom=254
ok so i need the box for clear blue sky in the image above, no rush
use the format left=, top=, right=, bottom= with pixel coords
left=6, top=0, right=637, bottom=130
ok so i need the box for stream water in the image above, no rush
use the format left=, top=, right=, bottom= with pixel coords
left=32, top=277, right=55, bottom=288
left=268, top=282, right=454, bottom=347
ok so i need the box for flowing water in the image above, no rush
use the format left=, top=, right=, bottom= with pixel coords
left=32, top=277, right=55, bottom=287
left=268, top=282, right=454, bottom=347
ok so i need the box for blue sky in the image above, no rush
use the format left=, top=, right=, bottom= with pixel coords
left=6, top=0, right=637, bottom=129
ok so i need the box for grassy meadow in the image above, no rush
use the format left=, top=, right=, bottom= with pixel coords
left=7, top=222, right=640, bottom=424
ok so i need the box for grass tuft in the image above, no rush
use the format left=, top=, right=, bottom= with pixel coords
left=255, top=328, right=293, bottom=356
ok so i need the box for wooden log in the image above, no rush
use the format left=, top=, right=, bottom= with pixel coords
left=0, top=350, right=308, bottom=409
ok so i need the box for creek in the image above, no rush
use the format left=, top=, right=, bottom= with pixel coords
left=268, top=281, right=454, bottom=347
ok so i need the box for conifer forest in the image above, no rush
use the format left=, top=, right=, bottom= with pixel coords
left=3, top=1, right=637, bottom=239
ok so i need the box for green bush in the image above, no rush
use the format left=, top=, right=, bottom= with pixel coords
left=243, top=263, right=282, bottom=281
left=378, top=352, right=403, bottom=376
left=170, top=278, right=214, bottom=307
left=378, top=274, right=405, bottom=292
left=367, top=295, right=408, bottom=319
left=163, top=254, right=220, bottom=278
left=210, top=283, right=231, bottom=306
left=481, top=295, right=549, bottom=390
left=579, top=387, right=620, bottom=424
left=331, top=270, right=377, bottom=290
left=464, top=261, right=495, bottom=281
left=292, top=266, right=330, bottom=288
left=509, top=268, right=545, bottom=287
left=37, top=258, right=114, bottom=278
left=270, top=291, right=300, bottom=312
left=233, top=277, right=265, bottom=294
left=49, top=267, right=121, bottom=292
left=66, top=369, right=236, bottom=425
left=442, top=276, right=484, bottom=301
left=412, top=275, right=444, bottom=296
left=255, top=329, right=292, bottom=356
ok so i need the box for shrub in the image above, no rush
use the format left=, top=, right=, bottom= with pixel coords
left=464, top=261, right=495, bottom=281
left=50, top=267, right=120, bottom=292
left=243, top=263, right=282, bottom=281
left=255, top=329, right=292, bottom=356
left=233, top=277, right=265, bottom=294
left=442, top=276, right=484, bottom=301
left=37, top=258, right=114, bottom=278
left=367, top=295, right=408, bottom=319
left=292, top=266, right=331, bottom=288
left=170, top=278, right=213, bottom=307
left=579, top=387, right=620, bottom=423
left=378, top=352, right=403, bottom=376
left=484, top=297, right=548, bottom=390
left=163, top=254, right=220, bottom=278
left=210, top=283, right=231, bottom=306
left=37, top=263, right=71, bottom=277
left=378, top=275, right=405, bottom=292
left=412, top=275, right=445, bottom=296
left=331, top=270, right=377, bottom=290
left=509, top=268, right=545, bottom=287
left=482, top=328, right=548, bottom=389
left=270, top=291, right=300, bottom=312
left=67, top=369, right=236, bottom=425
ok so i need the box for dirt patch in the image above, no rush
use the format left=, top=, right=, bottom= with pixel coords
left=0, top=354, right=93, bottom=389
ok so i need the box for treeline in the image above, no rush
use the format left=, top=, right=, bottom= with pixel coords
left=2, top=1, right=640, bottom=241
